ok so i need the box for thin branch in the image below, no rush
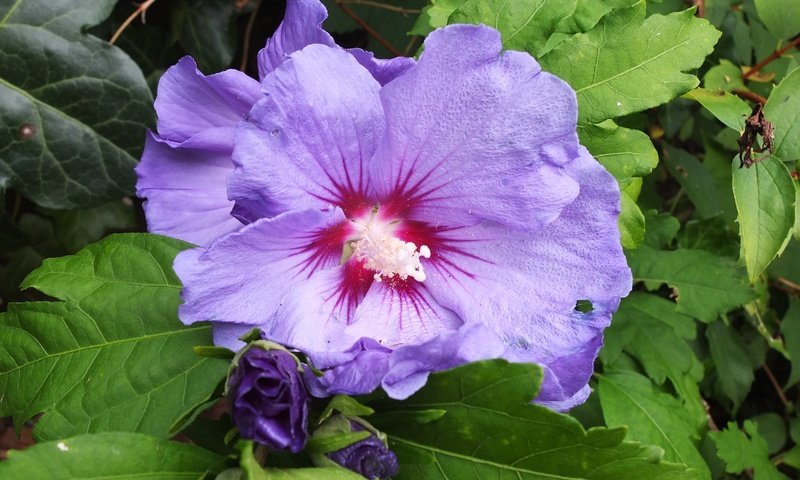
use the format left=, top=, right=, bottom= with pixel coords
left=239, top=0, right=263, bottom=71
left=693, top=0, right=705, bottom=18
left=338, top=0, right=421, bottom=15
left=743, top=35, right=800, bottom=80
left=335, top=1, right=404, bottom=57
left=762, top=363, right=793, bottom=413
left=773, top=276, right=800, bottom=296
left=110, top=0, right=157, bottom=45
left=732, top=89, right=767, bottom=105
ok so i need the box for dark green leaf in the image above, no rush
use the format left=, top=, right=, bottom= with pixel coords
left=0, top=0, right=153, bottom=208
left=711, top=421, right=790, bottom=480
left=368, top=360, right=697, bottom=479
left=703, top=60, right=746, bottom=91
left=0, top=432, right=225, bottom=479
left=540, top=3, right=720, bottom=123
left=753, top=0, right=800, bottom=40
left=749, top=413, right=787, bottom=455
left=50, top=199, right=137, bottom=253
left=732, top=156, right=795, bottom=283
left=601, top=293, right=704, bottom=418
left=239, top=440, right=363, bottom=480
left=706, top=321, right=755, bottom=411
left=782, top=299, right=800, bottom=388
left=627, top=245, right=755, bottom=322
left=663, top=144, right=724, bottom=219
left=175, top=0, right=238, bottom=73
left=598, top=370, right=709, bottom=478
left=448, top=0, right=577, bottom=58
left=642, top=210, right=680, bottom=249
left=765, top=67, right=800, bottom=162
left=0, top=233, right=229, bottom=440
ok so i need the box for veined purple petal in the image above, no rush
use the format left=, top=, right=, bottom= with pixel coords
left=346, top=48, right=416, bottom=86
left=370, top=25, right=581, bottom=231
left=423, top=147, right=631, bottom=409
left=230, top=45, right=383, bottom=220
left=382, top=323, right=506, bottom=399
left=212, top=322, right=254, bottom=351
left=136, top=132, right=243, bottom=246
left=303, top=338, right=392, bottom=397
left=175, top=208, right=349, bottom=327
left=155, top=56, right=260, bottom=143
left=257, top=0, right=335, bottom=80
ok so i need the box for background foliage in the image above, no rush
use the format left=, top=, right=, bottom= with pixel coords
left=1, top=0, right=799, bottom=478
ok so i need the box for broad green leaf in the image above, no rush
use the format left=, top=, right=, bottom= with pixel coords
left=620, top=183, right=646, bottom=248
left=175, top=0, right=238, bottom=73
left=782, top=299, right=800, bottom=388
left=0, top=0, right=153, bottom=208
left=578, top=120, right=659, bottom=187
left=642, top=211, right=680, bottom=249
left=0, top=233, right=229, bottom=440
left=765, top=67, right=800, bottom=162
left=51, top=199, right=137, bottom=253
left=663, top=144, right=723, bottom=219
left=749, top=413, right=787, bottom=455
left=706, top=321, right=755, bottom=411
left=677, top=217, right=739, bottom=259
left=448, top=0, right=577, bottom=57
left=239, top=440, right=364, bottom=480
left=754, top=0, right=800, bottom=40
left=410, top=0, right=466, bottom=36
left=555, top=0, right=639, bottom=35
left=0, top=432, right=225, bottom=479
left=368, top=360, right=697, bottom=480
left=627, top=245, right=755, bottom=322
left=703, top=60, right=746, bottom=91
left=598, top=371, right=708, bottom=479
left=539, top=2, right=720, bottom=123
left=732, top=156, right=795, bottom=283
left=601, top=293, right=704, bottom=418
left=711, top=421, right=790, bottom=480
left=783, top=445, right=800, bottom=469
left=682, top=88, right=750, bottom=132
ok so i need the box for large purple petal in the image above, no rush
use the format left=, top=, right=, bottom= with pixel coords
left=136, top=132, right=243, bottom=246
left=346, top=48, right=416, bottom=86
left=154, top=56, right=260, bottom=143
left=303, top=338, right=392, bottom=397
left=370, top=25, right=581, bottom=231
left=257, top=0, right=336, bottom=80
left=174, top=208, right=348, bottom=327
left=230, top=45, right=384, bottom=220
left=382, top=323, right=506, bottom=399
left=423, top=148, right=632, bottom=409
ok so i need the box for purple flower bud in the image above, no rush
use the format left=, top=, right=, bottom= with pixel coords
left=326, top=423, right=399, bottom=480
left=228, top=346, right=309, bottom=452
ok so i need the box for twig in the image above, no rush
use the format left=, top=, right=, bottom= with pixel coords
left=693, top=0, right=705, bottom=18
left=335, top=1, right=404, bottom=57
left=338, top=0, right=421, bottom=15
left=239, top=0, right=263, bottom=71
left=732, top=89, right=767, bottom=105
left=774, top=277, right=800, bottom=296
left=762, top=363, right=793, bottom=413
left=702, top=399, right=719, bottom=432
left=403, top=35, right=420, bottom=56
left=110, top=0, right=157, bottom=44
left=743, top=35, right=800, bottom=80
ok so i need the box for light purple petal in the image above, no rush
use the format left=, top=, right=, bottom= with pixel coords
left=370, top=24, right=581, bottom=230
left=230, top=45, right=384, bottom=220
left=257, top=0, right=335, bottom=80
left=342, top=282, right=462, bottom=349
left=212, top=322, right=254, bottom=351
left=346, top=48, right=416, bottom=86
left=174, top=208, right=348, bottom=326
left=155, top=56, right=261, bottom=143
left=136, top=132, right=243, bottom=246
left=303, top=338, right=392, bottom=397
left=382, top=323, right=506, bottom=399
left=423, top=147, right=631, bottom=409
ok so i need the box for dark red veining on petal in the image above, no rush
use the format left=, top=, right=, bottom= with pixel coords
left=288, top=221, right=352, bottom=279
left=329, top=259, right=374, bottom=325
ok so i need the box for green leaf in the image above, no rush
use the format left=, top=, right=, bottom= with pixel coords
left=368, top=360, right=697, bottom=479
left=682, top=88, right=750, bottom=132
left=620, top=182, right=647, bottom=249
left=410, top=0, right=466, bottom=36
left=706, top=320, right=755, bottom=411
left=601, top=293, right=704, bottom=417
left=578, top=120, right=659, bottom=186
left=711, top=421, right=790, bottom=480
left=0, top=432, right=225, bottom=479
left=0, top=0, right=153, bottom=208
left=50, top=199, right=137, bottom=253
left=663, top=144, right=724, bottom=219
left=782, top=299, right=800, bottom=388
left=539, top=2, right=720, bottom=123
left=765, top=67, right=800, bottom=162
left=627, top=245, right=755, bottom=322
left=0, top=233, right=229, bottom=440
left=732, top=156, right=796, bottom=283
left=642, top=210, right=681, bottom=249
left=175, top=0, right=238, bottom=73
left=598, top=370, right=709, bottom=479
left=703, top=60, right=746, bottom=92
left=239, top=440, right=364, bottom=480
left=448, top=0, right=577, bottom=58
left=749, top=413, right=787, bottom=455
left=754, top=0, right=800, bottom=40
